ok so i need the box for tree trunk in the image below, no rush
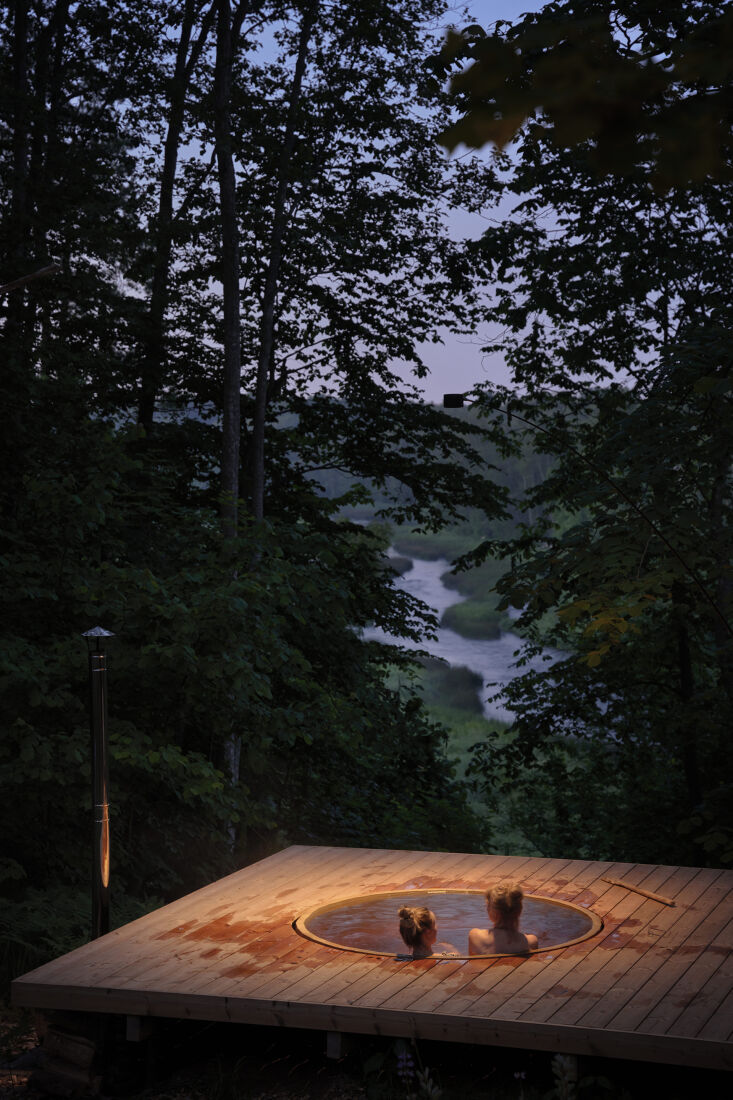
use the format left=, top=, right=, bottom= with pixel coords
left=250, top=1, right=318, bottom=520
left=675, top=611, right=702, bottom=809
left=9, top=0, right=30, bottom=276
left=213, top=0, right=245, bottom=842
left=1, top=0, right=32, bottom=524
left=138, top=0, right=216, bottom=431
left=709, top=432, right=733, bottom=705
left=30, top=1, right=71, bottom=370
left=215, top=0, right=242, bottom=540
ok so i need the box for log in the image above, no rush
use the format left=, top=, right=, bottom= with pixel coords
left=44, top=1026, right=96, bottom=1068
left=31, top=1058, right=101, bottom=1097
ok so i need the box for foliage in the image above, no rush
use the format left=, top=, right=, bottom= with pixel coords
left=0, top=397, right=482, bottom=863
left=442, top=2, right=733, bottom=866
left=362, top=1039, right=444, bottom=1100
left=441, top=556, right=507, bottom=599
left=0, top=885, right=159, bottom=992
left=408, top=659, right=485, bottom=716
left=436, top=1, right=733, bottom=190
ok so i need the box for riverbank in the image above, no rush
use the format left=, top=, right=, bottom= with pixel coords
left=387, top=658, right=538, bottom=857
left=374, top=539, right=563, bottom=856
left=366, top=553, right=557, bottom=725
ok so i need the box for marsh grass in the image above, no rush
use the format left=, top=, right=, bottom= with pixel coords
left=390, top=659, right=540, bottom=857
left=441, top=600, right=512, bottom=639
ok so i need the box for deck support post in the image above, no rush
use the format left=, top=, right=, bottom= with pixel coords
left=125, top=1016, right=154, bottom=1043
left=326, top=1031, right=350, bottom=1060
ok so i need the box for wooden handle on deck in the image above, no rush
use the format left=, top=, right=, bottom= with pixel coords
left=601, top=877, right=676, bottom=907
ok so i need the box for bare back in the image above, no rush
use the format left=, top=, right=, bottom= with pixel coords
left=468, top=926, right=538, bottom=955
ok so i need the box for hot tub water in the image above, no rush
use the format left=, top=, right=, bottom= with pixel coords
left=295, top=889, right=602, bottom=957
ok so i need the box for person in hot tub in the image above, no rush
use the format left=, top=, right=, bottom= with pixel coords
left=468, top=881, right=539, bottom=955
left=398, top=905, right=458, bottom=959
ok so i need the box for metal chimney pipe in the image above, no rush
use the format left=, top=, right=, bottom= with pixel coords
left=83, top=627, right=114, bottom=939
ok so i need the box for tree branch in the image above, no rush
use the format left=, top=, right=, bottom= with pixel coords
left=0, top=262, right=60, bottom=295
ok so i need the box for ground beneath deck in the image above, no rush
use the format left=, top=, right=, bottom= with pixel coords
left=2, top=1006, right=731, bottom=1099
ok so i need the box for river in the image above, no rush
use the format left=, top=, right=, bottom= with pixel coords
left=364, top=554, right=557, bottom=723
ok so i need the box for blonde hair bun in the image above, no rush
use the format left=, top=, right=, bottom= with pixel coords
left=398, top=904, right=435, bottom=947
left=486, top=881, right=524, bottom=917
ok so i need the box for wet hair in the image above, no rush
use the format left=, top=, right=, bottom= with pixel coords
left=398, top=905, right=435, bottom=947
left=486, top=881, right=524, bottom=927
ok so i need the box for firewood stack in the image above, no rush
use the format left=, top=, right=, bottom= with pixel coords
left=31, top=1020, right=102, bottom=1097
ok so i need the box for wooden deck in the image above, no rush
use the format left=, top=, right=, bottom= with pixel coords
left=11, top=846, right=733, bottom=1070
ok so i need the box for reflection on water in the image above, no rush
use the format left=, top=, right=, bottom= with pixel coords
left=304, top=891, right=594, bottom=955
left=364, top=555, right=558, bottom=722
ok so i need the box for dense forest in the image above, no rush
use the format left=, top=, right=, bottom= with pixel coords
left=1, top=0, right=732, bottom=997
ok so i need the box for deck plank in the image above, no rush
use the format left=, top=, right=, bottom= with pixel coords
left=40, top=846, right=368, bottom=989
left=200, top=847, right=452, bottom=1002
left=19, top=844, right=347, bottom=976
left=572, top=866, right=723, bottom=1030
left=644, top=917, right=733, bottom=1037
left=523, top=864, right=699, bottom=1026
left=423, top=860, right=626, bottom=1020
left=13, top=844, right=308, bottom=983
left=97, top=844, right=422, bottom=982
left=578, top=869, right=728, bottom=1031
left=11, top=845, right=733, bottom=1072
left=700, top=985, right=733, bottom=1042
left=104, top=845, right=386, bottom=987
left=455, top=866, right=659, bottom=1023
left=606, top=880, right=733, bottom=1034
left=119, top=847, right=457, bottom=1001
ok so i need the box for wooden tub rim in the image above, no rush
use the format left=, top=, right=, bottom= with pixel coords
left=293, top=887, right=604, bottom=959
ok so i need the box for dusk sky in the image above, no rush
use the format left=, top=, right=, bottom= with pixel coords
left=415, top=0, right=544, bottom=402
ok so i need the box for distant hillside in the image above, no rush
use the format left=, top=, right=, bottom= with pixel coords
left=307, top=404, right=554, bottom=539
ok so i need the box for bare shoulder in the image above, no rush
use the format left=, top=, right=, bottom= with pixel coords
left=525, top=933, right=539, bottom=950
left=468, top=927, right=492, bottom=955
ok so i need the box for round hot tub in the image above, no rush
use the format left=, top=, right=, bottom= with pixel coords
left=294, top=889, right=602, bottom=958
